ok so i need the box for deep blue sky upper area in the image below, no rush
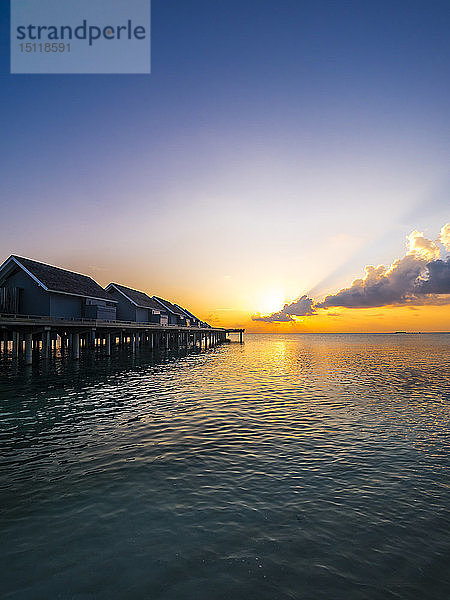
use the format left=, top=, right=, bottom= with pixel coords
left=0, top=0, right=448, bottom=310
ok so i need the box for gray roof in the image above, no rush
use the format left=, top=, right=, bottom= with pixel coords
left=174, top=304, right=201, bottom=322
left=107, top=283, right=162, bottom=311
left=185, top=309, right=201, bottom=322
left=153, top=296, right=187, bottom=317
left=10, top=255, right=113, bottom=301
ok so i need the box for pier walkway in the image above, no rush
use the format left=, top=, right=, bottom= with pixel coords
left=0, top=314, right=244, bottom=365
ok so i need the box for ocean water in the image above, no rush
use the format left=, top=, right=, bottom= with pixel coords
left=1, top=333, right=449, bottom=600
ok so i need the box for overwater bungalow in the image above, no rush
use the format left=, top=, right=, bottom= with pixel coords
left=106, top=283, right=168, bottom=325
left=0, top=255, right=244, bottom=365
left=152, top=296, right=190, bottom=326
left=174, top=304, right=202, bottom=328
left=0, top=255, right=117, bottom=320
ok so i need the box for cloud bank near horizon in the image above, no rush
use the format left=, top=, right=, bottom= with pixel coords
left=253, top=295, right=315, bottom=322
left=252, top=223, right=450, bottom=323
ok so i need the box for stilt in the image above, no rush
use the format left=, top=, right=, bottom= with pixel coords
left=2, top=331, right=8, bottom=357
left=12, top=331, right=19, bottom=358
left=73, top=333, right=80, bottom=360
left=106, top=333, right=111, bottom=356
left=25, top=333, right=32, bottom=365
left=42, top=330, right=50, bottom=358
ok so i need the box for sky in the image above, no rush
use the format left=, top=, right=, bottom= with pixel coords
left=0, top=0, right=449, bottom=332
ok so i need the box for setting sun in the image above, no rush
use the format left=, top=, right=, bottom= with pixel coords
left=256, top=290, right=286, bottom=316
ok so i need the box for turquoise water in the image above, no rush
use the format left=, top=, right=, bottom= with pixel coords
left=1, top=333, right=449, bottom=600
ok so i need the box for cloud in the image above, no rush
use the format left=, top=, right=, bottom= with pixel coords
left=439, top=223, right=450, bottom=252
left=415, top=258, right=450, bottom=294
left=407, top=230, right=440, bottom=260
left=316, top=255, right=427, bottom=308
left=252, top=312, right=293, bottom=322
left=317, top=226, right=450, bottom=309
left=252, top=223, right=450, bottom=323
left=252, top=295, right=315, bottom=322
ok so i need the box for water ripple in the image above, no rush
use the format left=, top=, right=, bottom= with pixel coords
left=1, top=334, right=449, bottom=600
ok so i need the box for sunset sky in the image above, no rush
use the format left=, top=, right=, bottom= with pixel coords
left=0, top=1, right=449, bottom=332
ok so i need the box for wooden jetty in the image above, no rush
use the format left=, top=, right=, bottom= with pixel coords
left=0, top=254, right=244, bottom=366
left=0, top=314, right=244, bottom=365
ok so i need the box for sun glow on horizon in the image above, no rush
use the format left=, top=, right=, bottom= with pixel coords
left=256, top=289, right=286, bottom=316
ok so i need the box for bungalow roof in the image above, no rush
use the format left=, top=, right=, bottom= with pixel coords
left=107, top=283, right=162, bottom=311
left=0, top=255, right=113, bottom=302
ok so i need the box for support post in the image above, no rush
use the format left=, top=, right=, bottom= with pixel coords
left=42, top=330, right=50, bottom=359
left=73, top=333, right=80, bottom=360
left=12, top=331, right=19, bottom=358
left=25, top=333, right=32, bottom=365
left=106, top=333, right=111, bottom=356
left=2, top=331, right=8, bottom=357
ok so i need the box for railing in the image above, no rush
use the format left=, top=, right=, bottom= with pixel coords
left=0, top=313, right=226, bottom=331
left=0, top=313, right=97, bottom=323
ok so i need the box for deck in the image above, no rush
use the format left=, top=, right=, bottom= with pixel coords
left=0, top=314, right=244, bottom=365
